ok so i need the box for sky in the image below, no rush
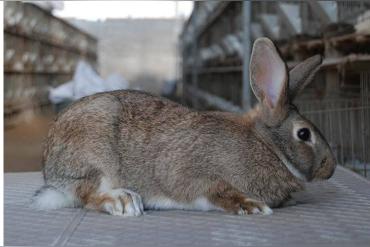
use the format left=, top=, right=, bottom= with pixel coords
left=54, top=1, right=193, bottom=20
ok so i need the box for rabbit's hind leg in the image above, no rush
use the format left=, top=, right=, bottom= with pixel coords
left=207, top=181, right=273, bottom=215
left=76, top=177, right=144, bottom=217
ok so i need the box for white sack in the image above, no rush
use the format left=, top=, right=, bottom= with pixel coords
left=48, top=81, right=74, bottom=104
left=49, top=61, right=129, bottom=104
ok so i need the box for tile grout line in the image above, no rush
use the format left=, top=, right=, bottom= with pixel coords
left=51, top=209, right=87, bottom=247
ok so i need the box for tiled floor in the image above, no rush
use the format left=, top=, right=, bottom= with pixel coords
left=4, top=167, right=370, bottom=246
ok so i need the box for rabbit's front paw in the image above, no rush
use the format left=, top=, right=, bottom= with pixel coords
left=237, top=199, right=273, bottom=215
left=102, top=189, right=144, bottom=217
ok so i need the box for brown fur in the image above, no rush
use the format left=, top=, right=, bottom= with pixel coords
left=76, top=182, right=115, bottom=212
left=207, top=181, right=267, bottom=214
left=36, top=38, right=336, bottom=214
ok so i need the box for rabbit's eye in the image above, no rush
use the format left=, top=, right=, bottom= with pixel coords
left=297, top=128, right=311, bottom=141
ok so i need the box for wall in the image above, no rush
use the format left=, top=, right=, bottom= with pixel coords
left=68, top=18, right=184, bottom=94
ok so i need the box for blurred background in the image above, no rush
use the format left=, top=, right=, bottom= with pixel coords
left=4, top=1, right=191, bottom=171
left=3, top=1, right=370, bottom=179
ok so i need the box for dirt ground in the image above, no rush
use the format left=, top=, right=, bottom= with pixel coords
left=4, top=110, right=55, bottom=172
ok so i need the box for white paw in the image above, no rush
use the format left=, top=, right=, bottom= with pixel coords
left=121, top=189, right=144, bottom=217
left=252, top=207, right=261, bottom=214
left=102, top=200, right=124, bottom=216
left=238, top=208, right=246, bottom=215
left=238, top=207, right=262, bottom=215
left=261, top=205, right=273, bottom=215
left=238, top=201, right=273, bottom=216
left=102, top=188, right=144, bottom=217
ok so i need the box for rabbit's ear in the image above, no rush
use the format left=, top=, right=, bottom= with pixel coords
left=250, top=38, right=288, bottom=113
left=288, top=55, right=322, bottom=100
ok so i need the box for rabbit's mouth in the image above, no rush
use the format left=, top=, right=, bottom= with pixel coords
left=312, top=157, right=337, bottom=181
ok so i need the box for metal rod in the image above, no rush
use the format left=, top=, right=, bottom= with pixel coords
left=242, top=1, right=252, bottom=111
left=188, top=86, right=243, bottom=113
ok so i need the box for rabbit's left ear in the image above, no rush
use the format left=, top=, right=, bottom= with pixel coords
left=250, top=38, right=288, bottom=124
left=288, top=55, right=322, bottom=100
left=250, top=38, right=288, bottom=109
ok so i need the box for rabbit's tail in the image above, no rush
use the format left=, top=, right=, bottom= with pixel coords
left=31, top=185, right=77, bottom=210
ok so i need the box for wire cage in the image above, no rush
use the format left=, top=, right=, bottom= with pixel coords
left=337, top=1, right=370, bottom=24
left=298, top=71, right=370, bottom=177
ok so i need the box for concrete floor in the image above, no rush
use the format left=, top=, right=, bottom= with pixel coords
left=4, top=167, right=370, bottom=246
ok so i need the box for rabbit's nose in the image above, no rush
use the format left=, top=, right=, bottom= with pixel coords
left=321, top=155, right=337, bottom=179
left=313, top=156, right=336, bottom=180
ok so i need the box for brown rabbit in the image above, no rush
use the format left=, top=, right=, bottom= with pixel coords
left=32, top=38, right=336, bottom=216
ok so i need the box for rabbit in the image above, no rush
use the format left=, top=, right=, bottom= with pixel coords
left=32, top=37, right=336, bottom=216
